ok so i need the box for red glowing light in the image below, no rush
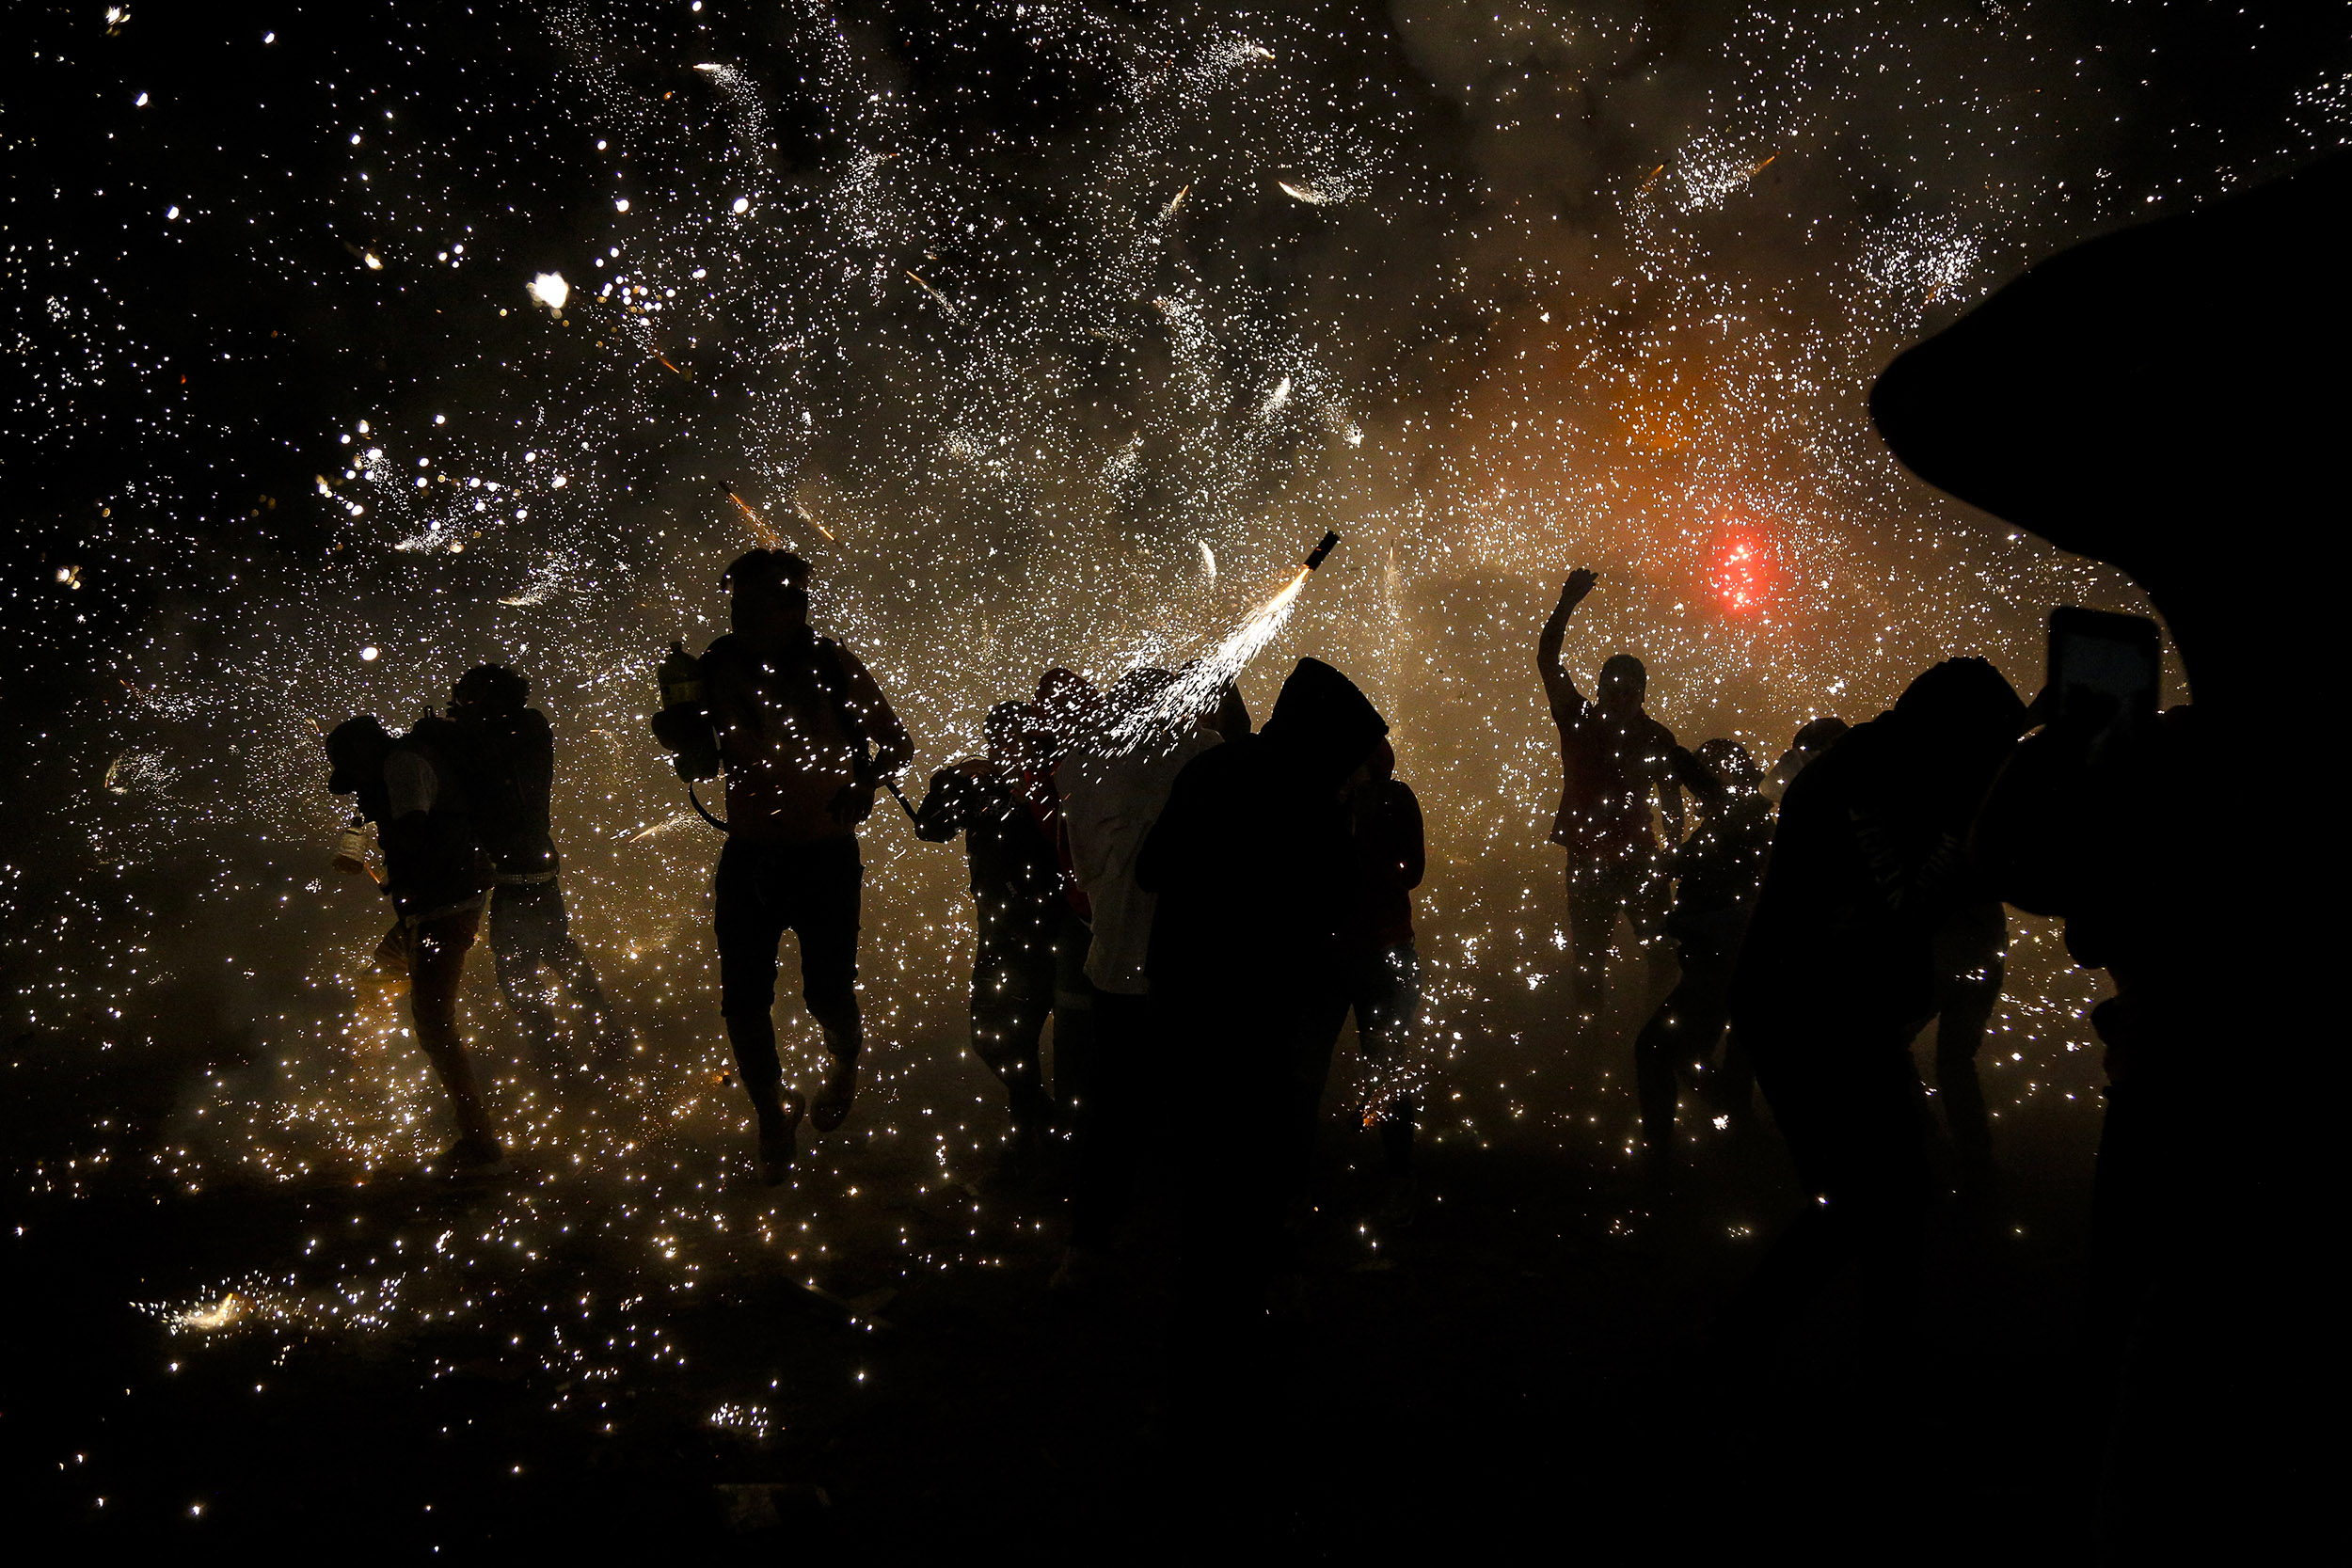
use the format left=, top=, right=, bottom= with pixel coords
left=1710, top=530, right=1777, bottom=613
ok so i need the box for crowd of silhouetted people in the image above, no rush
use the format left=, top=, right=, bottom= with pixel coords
left=314, top=154, right=2338, bottom=1550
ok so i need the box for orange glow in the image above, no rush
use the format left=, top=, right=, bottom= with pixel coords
left=1710, top=529, right=1776, bottom=613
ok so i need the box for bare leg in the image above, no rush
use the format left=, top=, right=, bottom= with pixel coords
left=418, top=1031, right=498, bottom=1148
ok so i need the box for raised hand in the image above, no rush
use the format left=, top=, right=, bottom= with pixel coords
left=1560, top=568, right=1599, bottom=610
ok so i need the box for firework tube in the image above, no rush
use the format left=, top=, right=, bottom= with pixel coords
left=1304, top=531, right=1342, bottom=570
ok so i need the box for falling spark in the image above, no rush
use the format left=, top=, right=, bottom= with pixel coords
left=789, top=496, right=838, bottom=544
left=527, top=272, right=571, bottom=312
left=722, top=487, right=787, bottom=548
left=499, top=558, right=567, bottom=607
left=615, top=811, right=699, bottom=845
left=9, top=6, right=2188, bottom=1488
left=904, top=270, right=958, bottom=316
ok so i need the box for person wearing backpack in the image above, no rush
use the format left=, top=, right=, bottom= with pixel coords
left=449, top=663, right=629, bottom=1079
left=326, top=710, right=504, bottom=1172
left=659, top=549, right=911, bottom=1184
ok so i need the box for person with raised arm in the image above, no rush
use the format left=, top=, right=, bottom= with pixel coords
left=1536, top=569, right=1683, bottom=1042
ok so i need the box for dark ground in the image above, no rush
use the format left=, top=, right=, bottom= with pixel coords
left=3, top=940, right=2107, bottom=1564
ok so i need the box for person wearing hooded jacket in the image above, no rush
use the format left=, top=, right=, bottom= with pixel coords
left=1868, top=159, right=2341, bottom=1554
left=1136, top=657, right=1390, bottom=1399
left=1722, top=657, right=2026, bottom=1350
left=1051, top=668, right=1221, bottom=1283
left=326, top=711, right=503, bottom=1171
left=1760, top=715, right=1848, bottom=806
left=1298, top=736, right=1426, bottom=1196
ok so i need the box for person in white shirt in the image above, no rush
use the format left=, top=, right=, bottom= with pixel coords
left=1050, top=668, right=1221, bottom=1286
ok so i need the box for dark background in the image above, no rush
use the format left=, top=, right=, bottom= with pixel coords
left=4, top=2, right=2344, bottom=1555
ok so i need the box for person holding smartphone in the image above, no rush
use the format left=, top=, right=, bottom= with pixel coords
left=1723, top=657, right=2026, bottom=1352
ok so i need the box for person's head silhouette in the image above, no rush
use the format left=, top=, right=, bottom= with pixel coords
left=1597, top=653, right=1647, bottom=716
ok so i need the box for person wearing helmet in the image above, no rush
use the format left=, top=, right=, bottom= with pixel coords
left=694, top=549, right=911, bottom=1184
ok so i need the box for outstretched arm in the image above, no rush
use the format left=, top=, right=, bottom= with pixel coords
left=1538, top=569, right=1598, bottom=721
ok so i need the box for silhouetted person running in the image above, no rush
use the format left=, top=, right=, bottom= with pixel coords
left=1724, top=658, right=2025, bottom=1353
left=696, top=549, right=909, bottom=1184
left=1138, top=657, right=1388, bottom=1423
left=327, top=711, right=503, bottom=1171
left=448, top=663, right=628, bottom=1079
left=1300, top=736, right=1425, bottom=1204
left=1537, top=568, right=1683, bottom=1039
left=915, top=700, right=1063, bottom=1177
left=1050, top=668, right=1220, bottom=1290
left=1633, top=737, right=1772, bottom=1185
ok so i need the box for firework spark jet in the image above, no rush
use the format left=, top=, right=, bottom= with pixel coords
left=1112, top=531, right=1341, bottom=752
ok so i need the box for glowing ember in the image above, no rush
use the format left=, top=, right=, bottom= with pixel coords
left=172, top=1293, right=246, bottom=1333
